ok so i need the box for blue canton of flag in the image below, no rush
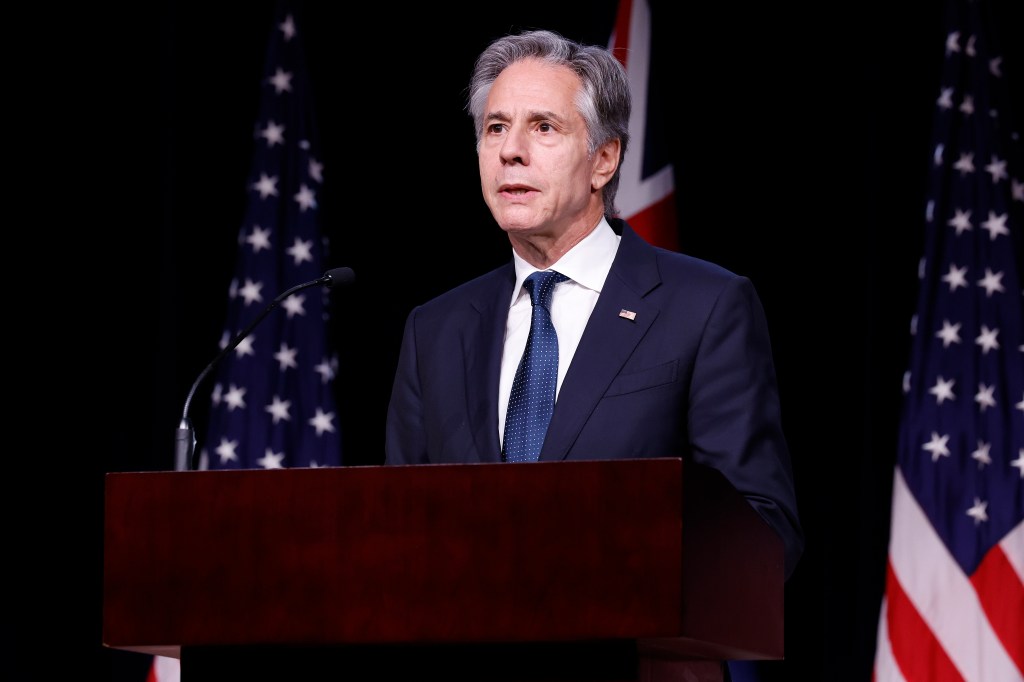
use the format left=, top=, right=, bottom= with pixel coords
left=199, top=3, right=341, bottom=471
left=873, top=0, right=1024, bottom=679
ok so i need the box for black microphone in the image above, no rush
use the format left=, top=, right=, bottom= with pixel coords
left=174, top=267, right=356, bottom=471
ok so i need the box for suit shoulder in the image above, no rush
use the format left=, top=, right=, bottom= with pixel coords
left=657, top=248, right=748, bottom=288
left=410, top=263, right=511, bottom=319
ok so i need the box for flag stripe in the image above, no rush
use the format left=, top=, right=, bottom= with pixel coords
left=887, top=469, right=1012, bottom=681
left=971, top=523, right=1024, bottom=672
left=873, top=597, right=909, bottom=682
left=883, top=559, right=963, bottom=682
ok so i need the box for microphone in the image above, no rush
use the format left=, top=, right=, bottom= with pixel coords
left=174, top=267, right=356, bottom=471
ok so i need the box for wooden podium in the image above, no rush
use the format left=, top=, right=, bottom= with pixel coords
left=102, top=458, right=783, bottom=681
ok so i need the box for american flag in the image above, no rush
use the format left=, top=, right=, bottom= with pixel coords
left=150, top=2, right=340, bottom=679
left=196, top=2, right=342, bottom=473
left=872, top=1, right=1024, bottom=680
left=607, top=0, right=678, bottom=251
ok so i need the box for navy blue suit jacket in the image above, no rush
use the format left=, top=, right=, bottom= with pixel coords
left=385, top=219, right=804, bottom=578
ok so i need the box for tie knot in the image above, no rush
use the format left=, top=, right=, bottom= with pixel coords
left=524, top=270, right=567, bottom=310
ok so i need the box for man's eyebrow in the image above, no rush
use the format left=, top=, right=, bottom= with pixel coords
left=484, top=109, right=566, bottom=124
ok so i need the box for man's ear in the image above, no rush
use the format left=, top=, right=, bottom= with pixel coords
left=591, top=139, right=621, bottom=192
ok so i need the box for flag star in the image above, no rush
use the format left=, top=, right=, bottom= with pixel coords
left=932, top=144, right=944, bottom=167
left=953, top=152, right=975, bottom=175
left=215, top=437, right=239, bottom=464
left=945, top=31, right=960, bottom=54
left=1016, top=392, right=1024, bottom=414
left=970, top=440, right=991, bottom=468
left=923, top=432, right=951, bottom=462
left=261, top=120, right=285, bottom=147
left=976, top=268, right=1005, bottom=296
left=965, top=497, right=988, bottom=525
left=929, top=376, right=956, bottom=404
left=918, top=257, right=927, bottom=280
left=958, top=94, right=974, bottom=116
left=974, top=383, right=996, bottom=412
left=902, top=370, right=911, bottom=394
left=239, top=278, right=264, bottom=305
left=941, top=263, right=969, bottom=291
left=268, top=67, right=292, bottom=94
left=1012, top=178, right=1024, bottom=202
left=308, top=158, right=324, bottom=183
left=279, top=14, right=296, bottom=41
left=252, top=173, right=278, bottom=199
left=964, top=34, right=976, bottom=56
left=947, top=208, right=972, bottom=235
left=234, top=335, right=255, bottom=358
left=274, top=342, right=298, bottom=370
left=1012, top=450, right=1024, bottom=478
left=211, top=382, right=224, bottom=406
left=282, top=293, right=307, bottom=318
left=936, top=87, right=954, bottom=110
left=935, top=319, right=962, bottom=347
left=294, top=183, right=317, bottom=211
left=989, top=55, right=1002, bottom=77
left=910, top=313, right=919, bottom=336
left=245, top=225, right=273, bottom=253
left=265, top=395, right=292, bottom=423
left=223, top=384, right=247, bottom=411
left=315, top=358, right=336, bottom=384
left=286, top=237, right=314, bottom=265
left=980, top=211, right=1009, bottom=240
left=309, top=408, right=336, bottom=435
left=926, top=199, right=936, bottom=222
left=984, top=155, right=1008, bottom=183
left=974, top=325, right=999, bottom=354
left=257, top=448, right=285, bottom=469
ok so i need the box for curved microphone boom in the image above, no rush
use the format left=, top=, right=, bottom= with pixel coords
left=174, top=267, right=356, bottom=471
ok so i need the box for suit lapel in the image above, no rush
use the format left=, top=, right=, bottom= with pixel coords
left=467, top=265, right=516, bottom=462
left=541, top=225, right=663, bottom=461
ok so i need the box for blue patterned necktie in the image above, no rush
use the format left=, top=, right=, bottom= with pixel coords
left=503, top=270, right=569, bottom=463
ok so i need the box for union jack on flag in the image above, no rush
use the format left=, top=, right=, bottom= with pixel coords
left=872, top=0, right=1024, bottom=680
left=607, top=0, right=678, bottom=252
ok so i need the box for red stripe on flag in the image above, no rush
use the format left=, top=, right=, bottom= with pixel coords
left=610, top=0, right=632, bottom=62
left=971, top=544, right=1024, bottom=674
left=621, top=191, right=678, bottom=251
left=884, top=560, right=965, bottom=682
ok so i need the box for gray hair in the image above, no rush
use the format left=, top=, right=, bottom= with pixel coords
left=467, top=29, right=631, bottom=219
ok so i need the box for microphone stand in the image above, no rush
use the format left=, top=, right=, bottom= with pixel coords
left=174, top=268, right=354, bottom=471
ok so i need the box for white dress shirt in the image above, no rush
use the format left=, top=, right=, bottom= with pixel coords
left=498, top=218, right=621, bottom=447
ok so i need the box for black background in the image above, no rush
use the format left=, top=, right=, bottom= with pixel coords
left=17, top=1, right=1023, bottom=680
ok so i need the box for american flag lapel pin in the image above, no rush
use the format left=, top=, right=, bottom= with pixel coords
left=618, top=309, right=637, bottom=321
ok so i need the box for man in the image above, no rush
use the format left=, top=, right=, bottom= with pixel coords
left=384, top=29, right=803, bottom=580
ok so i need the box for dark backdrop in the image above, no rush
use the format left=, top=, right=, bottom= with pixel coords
left=19, top=1, right=1022, bottom=681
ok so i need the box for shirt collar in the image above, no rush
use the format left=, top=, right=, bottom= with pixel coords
left=510, top=217, right=621, bottom=304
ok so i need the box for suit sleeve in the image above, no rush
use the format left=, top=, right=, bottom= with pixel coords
left=687, top=275, right=805, bottom=579
left=384, top=308, right=429, bottom=465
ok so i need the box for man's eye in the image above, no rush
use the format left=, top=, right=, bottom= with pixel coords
left=538, top=122, right=553, bottom=132
left=487, top=123, right=505, bottom=134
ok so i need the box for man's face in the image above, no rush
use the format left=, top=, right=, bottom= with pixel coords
left=478, top=58, right=603, bottom=239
